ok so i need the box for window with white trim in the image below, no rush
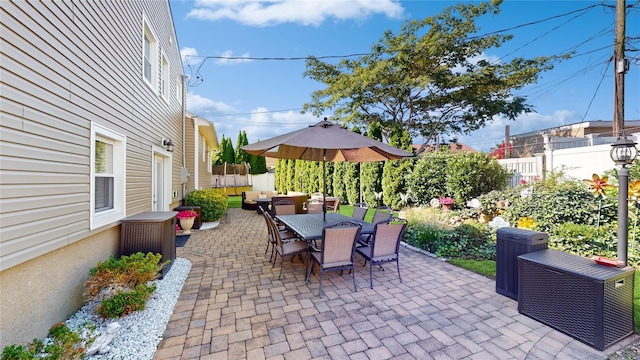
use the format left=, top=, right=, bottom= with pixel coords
left=176, top=76, right=183, bottom=104
left=199, top=134, right=206, bottom=162
left=91, top=123, right=126, bottom=229
left=161, top=53, right=169, bottom=101
left=142, top=18, right=157, bottom=89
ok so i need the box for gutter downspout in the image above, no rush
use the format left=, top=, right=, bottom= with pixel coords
left=182, top=74, right=187, bottom=201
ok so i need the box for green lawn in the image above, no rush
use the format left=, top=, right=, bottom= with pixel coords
left=448, top=259, right=496, bottom=278
left=449, top=259, right=640, bottom=331
left=228, top=195, right=242, bottom=208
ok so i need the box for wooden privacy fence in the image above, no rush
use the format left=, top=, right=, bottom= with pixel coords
left=211, top=163, right=250, bottom=188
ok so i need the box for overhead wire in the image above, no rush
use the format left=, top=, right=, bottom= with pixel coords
left=186, top=1, right=637, bottom=140
left=186, top=3, right=610, bottom=87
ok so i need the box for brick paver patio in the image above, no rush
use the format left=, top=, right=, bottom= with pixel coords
left=154, top=208, right=638, bottom=359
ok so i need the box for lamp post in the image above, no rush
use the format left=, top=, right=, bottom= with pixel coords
left=610, top=136, right=638, bottom=266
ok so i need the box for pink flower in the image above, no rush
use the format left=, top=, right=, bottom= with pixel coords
left=520, top=179, right=527, bottom=184
left=176, top=210, right=199, bottom=219
left=439, top=197, right=454, bottom=205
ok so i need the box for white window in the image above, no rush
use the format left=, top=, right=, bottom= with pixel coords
left=176, top=76, right=183, bottom=104
left=161, top=53, right=169, bottom=101
left=199, top=134, right=206, bottom=162
left=142, top=17, right=157, bottom=90
left=91, top=123, right=126, bottom=229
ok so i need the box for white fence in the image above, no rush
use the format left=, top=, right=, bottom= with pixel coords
left=250, top=173, right=276, bottom=192
left=498, top=134, right=639, bottom=187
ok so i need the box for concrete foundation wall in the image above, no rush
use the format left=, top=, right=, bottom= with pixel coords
left=0, top=227, right=119, bottom=348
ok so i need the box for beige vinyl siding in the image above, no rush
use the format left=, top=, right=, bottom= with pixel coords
left=0, top=0, right=183, bottom=269
left=1, top=0, right=184, bottom=346
left=187, top=118, right=197, bottom=191
left=199, top=133, right=212, bottom=188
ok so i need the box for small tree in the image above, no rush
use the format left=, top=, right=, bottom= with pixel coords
left=382, top=124, right=414, bottom=208
left=216, top=136, right=235, bottom=165
left=362, top=121, right=384, bottom=206
left=235, top=131, right=250, bottom=164
left=332, top=162, right=346, bottom=201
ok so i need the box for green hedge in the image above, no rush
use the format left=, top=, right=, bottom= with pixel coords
left=185, top=188, right=228, bottom=222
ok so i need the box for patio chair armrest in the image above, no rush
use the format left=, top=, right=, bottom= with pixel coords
left=308, top=243, right=321, bottom=252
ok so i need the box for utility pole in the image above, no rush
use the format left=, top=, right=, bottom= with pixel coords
left=504, top=125, right=510, bottom=159
left=613, top=0, right=626, bottom=138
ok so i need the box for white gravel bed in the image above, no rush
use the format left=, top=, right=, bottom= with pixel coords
left=59, top=257, right=191, bottom=359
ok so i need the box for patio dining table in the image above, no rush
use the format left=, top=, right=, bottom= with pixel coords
left=276, top=213, right=374, bottom=242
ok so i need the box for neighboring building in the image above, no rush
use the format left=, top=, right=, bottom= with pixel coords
left=510, top=120, right=640, bottom=157
left=1, top=1, right=184, bottom=347
left=185, top=112, right=220, bottom=191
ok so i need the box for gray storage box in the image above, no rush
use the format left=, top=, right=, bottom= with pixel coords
left=518, top=249, right=634, bottom=350
left=495, top=227, right=548, bottom=299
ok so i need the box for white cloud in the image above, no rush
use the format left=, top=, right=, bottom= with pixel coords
left=211, top=107, right=319, bottom=145
left=186, top=93, right=235, bottom=115
left=188, top=0, right=404, bottom=26
left=180, top=47, right=200, bottom=66
left=216, top=50, right=253, bottom=65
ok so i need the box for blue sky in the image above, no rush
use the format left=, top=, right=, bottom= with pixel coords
left=170, top=0, right=639, bottom=152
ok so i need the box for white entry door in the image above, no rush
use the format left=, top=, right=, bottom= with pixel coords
left=152, top=152, right=171, bottom=211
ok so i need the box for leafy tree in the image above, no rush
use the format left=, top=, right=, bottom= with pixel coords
left=286, top=159, right=296, bottom=193
left=382, top=124, right=414, bottom=208
left=361, top=121, right=384, bottom=206
left=235, top=131, right=250, bottom=164
left=343, top=161, right=360, bottom=205
left=303, top=2, right=562, bottom=144
left=215, top=136, right=235, bottom=165
left=275, top=159, right=286, bottom=193
left=249, top=155, right=268, bottom=175
left=408, top=154, right=449, bottom=205
left=332, top=162, right=346, bottom=201
left=444, top=152, right=510, bottom=201
left=340, top=126, right=362, bottom=204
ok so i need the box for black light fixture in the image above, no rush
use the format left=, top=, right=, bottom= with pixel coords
left=610, top=136, right=638, bottom=166
left=163, top=139, right=174, bottom=152
left=610, top=134, right=638, bottom=266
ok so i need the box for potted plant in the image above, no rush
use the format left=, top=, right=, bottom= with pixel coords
left=439, top=197, right=455, bottom=211
left=176, top=210, right=199, bottom=234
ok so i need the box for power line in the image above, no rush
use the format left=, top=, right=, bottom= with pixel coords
left=185, top=3, right=612, bottom=87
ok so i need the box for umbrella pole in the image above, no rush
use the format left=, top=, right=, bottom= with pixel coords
left=359, top=162, right=363, bottom=204
left=323, top=150, right=327, bottom=222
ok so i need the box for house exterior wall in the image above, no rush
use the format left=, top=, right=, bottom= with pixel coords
left=197, top=131, right=213, bottom=189
left=185, top=113, right=219, bottom=191
left=186, top=115, right=197, bottom=191
left=498, top=133, right=640, bottom=187
left=0, top=0, right=184, bottom=346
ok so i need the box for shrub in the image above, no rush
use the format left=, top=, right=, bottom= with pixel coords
left=408, top=152, right=509, bottom=207
left=408, top=154, right=448, bottom=206
left=443, top=152, right=510, bottom=203
left=185, top=188, right=228, bottom=222
left=550, top=222, right=617, bottom=258
left=503, top=179, right=616, bottom=232
left=1, top=323, right=90, bottom=360
left=97, top=283, right=157, bottom=318
left=404, top=223, right=448, bottom=253
left=84, top=252, right=166, bottom=318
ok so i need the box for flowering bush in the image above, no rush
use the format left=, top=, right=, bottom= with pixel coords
left=439, top=197, right=454, bottom=205
left=176, top=210, right=199, bottom=219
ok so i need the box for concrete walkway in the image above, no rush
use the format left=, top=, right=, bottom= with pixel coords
left=154, top=208, right=638, bottom=359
